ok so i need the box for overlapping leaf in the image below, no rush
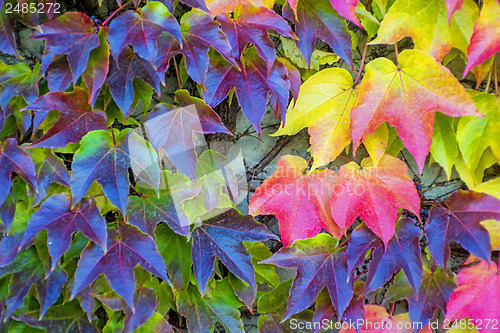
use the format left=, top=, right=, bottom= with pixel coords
left=0, top=62, right=40, bottom=110
left=330, top=154, right=420, bottom=245
left=192, top=208, right=277, bottom=294
left=249, top=155, right=342, bottom=246
left=425, top=190, right=500, bottom=268
left=71, top=224, right=170, bottom=310
left=83, top=27, right=110, bottom=106
left=351, top=50, right=481, bottom=172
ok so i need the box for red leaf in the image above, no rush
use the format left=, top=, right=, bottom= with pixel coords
left=330, top=0, right=362, bottom=28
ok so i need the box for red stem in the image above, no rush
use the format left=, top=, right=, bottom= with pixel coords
left=389, top=302, right=395, bottom=316
left=102, top=0, right=133, bottom=26
left=354, top=42, right=369, bottom=85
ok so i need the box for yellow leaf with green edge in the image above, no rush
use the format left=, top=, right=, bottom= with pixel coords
left=370, top=0, right=478, bottom=62
left=363, top=123, right=389, bottom=166
left=273, top=68, right=356, bottom=170
left=430, top=113, right=458, bottom=179
left=280, top=37, right=339, bottom=71
left=454, top=149, right=497, bottom=188
left=457, top=93, right=500, bottom=172
left=473, top=177, right=500, bottom=200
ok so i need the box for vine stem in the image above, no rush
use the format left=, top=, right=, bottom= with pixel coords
left=102, top=0, right=134, bottom=26
left=484, top=64, right=493, bottom=93
left=494, top=57, right=498, bottom=96
left=354, top=41, right=369, bottom=85
left=389, top=302, right=396, bottom=316
left=173, top=55, right=182, bottom=90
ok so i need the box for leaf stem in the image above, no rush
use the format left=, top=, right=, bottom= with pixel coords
left=494, top=57, right=498, bottom=96
left=354, top=42, right=369, bottom=85
left=484, top=64, right=493, bottom=93
left=389, top=302, right=396, bottom=316
left=394, top=43, right=399, bottom=67
left=102, top=0, right=134, bottom=27
left=173, top=55, right=182, bottom=90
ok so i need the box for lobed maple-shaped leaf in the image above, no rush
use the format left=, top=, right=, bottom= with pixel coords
left=127, top=171, right=197, bottom=238
left=425, top=190, right=500, bottom=268
left=106, top=47, right=161, bottom=118
left=177, top=283, right=245, bottom=333
left=457, top=93, right=500, bottom=173
left=0, top=62, right=40, bottom=110
left=463, top=0, right=500, bottom=76
left=145, top=89, right=230, bottom=180
left=108, top=1, right=181, bottom=68
left=203, top=47, right=291, bottom=133
left=330, top=155, right=420, bottom=245
left=339, top=305, right=433, bottom=333
left=156, top=9, right=236, bottom=86
left=370, top=0, right=478, bottom=62
left=0, top=138, right=37, bottom=206
left=217, top=2, right=296, bottom=72
left=282, top=0, right=353, bottom=69
left=262, top=234, right=354, bottom=322
left=71, top=129, right=160, bottom=214
left=32, top=12, right=100, bottom=84
left=19, top=193, right=107, bottom=271
left=446, top=260, right=500, bottom=333
left=192, top=208, right=277, bottom=294
left=273, top=68, right=357, bottom=170
left=347, top=218, right=423, bottom=295
left=351, top=50, right=481, bottom=173
left=25, top=87, right=107, bottom=149
left=71, top=224, right=170, bottom=310
left=83, top=27, right=110, bottom=106
left=249, top=155, right=342, bottom=246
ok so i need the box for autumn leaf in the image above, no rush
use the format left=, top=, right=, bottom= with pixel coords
left=330, top=154, right=420, bottom=245
left=330, top=0, right=362, bottom=27
left=425, top=190, right=500, bottom=268
left=351, top=50, right=481, bottom=173
left=0, top=62, right=40, bottom=110
left=445, top=0, right=465, bottom=22
left=206, top=0, right=274, bottom=14
left=249, top=155, right=342, bottom=246
left=463, top=0, right=500, bottom=76
left=446, top=260, right=500, bottom=333
left=430, top=113, right=459, bottom=179
left=273, top=68, right=356, bottom=170
left=83, top=27, right=109, bottom=106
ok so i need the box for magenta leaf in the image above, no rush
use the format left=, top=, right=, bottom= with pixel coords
left=156, top=9, right=236, bottom=86
left=217, top=3, right=296, bottom=72
left=32, top=12, right=100, bottom=84
left=282, top=0, right=353, bottom=68
left=192, top=208, right=278, bottom=294
left=107, top=1, right=181, bottom=67
left=424, top=190, right=499, bottom=268
left=106, top=47, right=161, bottom=118
left=347, top=217, right=423, bottom=295
left=71, top=129, right=160, bottom=214
left=71, top=224, right=170, bottom=310
left=0, top=138, right=37, bottom=207
left=262, top=234, right=354, bottom=322
left=19, top=193, right=107, bottom=271
left=0, top=62, right=40, bottom=109
left=330, top=0, right=362, bottom=27
left=25, top=87, right=107, bottom=149
left=145, top=89, right=231, bottom=179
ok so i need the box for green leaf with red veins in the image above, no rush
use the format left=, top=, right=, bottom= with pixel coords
left=463, top=0, right=500, bottom=76
left=106, top=47, right=161, bottom=118
left=107, top=1, right=181, bottom=68
left=25, top=87, right=107, bottom=149
left=262, top=234, right=354, bottom=322
left=330, top=155, right=420, bottom=246
left=282, top=0, right=353, bottom=69
left=249, top=155, right=342, bottom=247
left=217, top=2, right=296, bottom=72
left=71, top=224, right=170, bottom=310
left=70, top=129, right=160, bottom=214
left=0, top=62, right=40, bottom=110
left=446, top=260, right=500, bottom=333
left=156, top=9, right=236, bottom=87
left=0, top=138, right=37, bottom=207
left=32, top=12, right=100, bottom=84
left=350, top=50, right=481, bottom=173
left=83, top=27, right=110, bottom=107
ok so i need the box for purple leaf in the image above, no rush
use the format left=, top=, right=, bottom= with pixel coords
left=192, top=208, right=277, bottom=294
left=0, top=62, right=40, bottom=109
left=32, top=12, right=100, bottom=84
left=0, top=232, right=22, bottom=267
left=261, top=234, right=354, bottom=322
left=46, top=55, right=73, bottom=93
left=36, top=267, right=68, bottom=319
left=424, top=190, right=499, bottom=268
left=0, top=138, right=37, bottom=206
left=26, top=87, right=107, bottom=149
left=283, top=0, right=353, bottom=68
left=108, top=1, right=181, bottom=67
left=106, top=47, right=161, bottom=118
left=71, top=224, right=170, bottom=310
left=0, top=196, right=15, bottom=232
left=19, top=193, right=107, bottom=271
left=218, top=2, right=296, bottom=72
left=347, top=218, right=423, bottom=295
left=30, top=150, right=71, bottom=206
